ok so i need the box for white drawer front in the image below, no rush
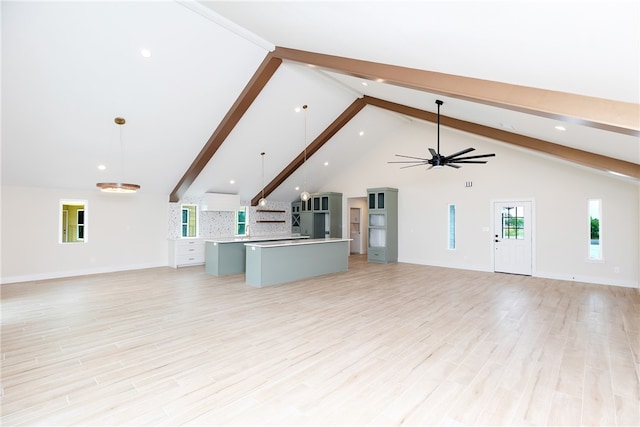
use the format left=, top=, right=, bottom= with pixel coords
left=176, top=245, right=205, bottom=256
left=176, top=253, right=205, bottom=265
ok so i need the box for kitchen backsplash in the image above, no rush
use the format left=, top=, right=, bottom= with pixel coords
left=168, top=197, right=291, bottom=239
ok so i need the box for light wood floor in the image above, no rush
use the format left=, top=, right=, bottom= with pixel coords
left=2, top=255, right=639, bottom=426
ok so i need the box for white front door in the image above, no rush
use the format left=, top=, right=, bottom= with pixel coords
left=494, top=201, right=533, bottom=275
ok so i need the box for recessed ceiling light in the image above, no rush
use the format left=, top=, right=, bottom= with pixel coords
left=361, top=82, right=368, bottom=86
left=555, top=125, right=566, bottom=131
left=229, top=179, right=235, bottom=184
left=140, top=48, right=151, bottom=58
left=324, top=161, right=329, bottom=166
left=98, top=164, right=106, bottom=170
left=295, top=186, right=300, bottom=191
left=359, top=131, right=364, bottom=136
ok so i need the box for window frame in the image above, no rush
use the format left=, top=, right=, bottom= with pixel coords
left=448, top=204, right=456, bottom=250
left=59, top=199, right=88, bottom=244
left=236, top=207, right=247, bottom=236
left=180, top=204, right=198, bottom=238
left=588, top=198, right=602, bottom=261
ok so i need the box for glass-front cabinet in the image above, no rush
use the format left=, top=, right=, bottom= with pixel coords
left=293, top=192, right=342, bottom=238
left=367, top=188, right=398, bottom=263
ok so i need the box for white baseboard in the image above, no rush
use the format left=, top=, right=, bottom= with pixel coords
left=534, top=270, right=639, bottom=289
left=1, top=262, right=168, bottom=285
left=398, top=258, right=639, bottom=289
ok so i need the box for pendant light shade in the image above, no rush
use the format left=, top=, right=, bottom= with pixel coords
left=97, top=117, right=140, bottom=193
left=300, top=104, right=310, bottom=202
left=258, top=152, right=267, bottom=207
left=96, top=182, right=140, bottom=193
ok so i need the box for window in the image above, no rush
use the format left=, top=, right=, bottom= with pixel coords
left=60, top=199, right=87, bottom=243
left=589, top=199, right=602, bottom=260
left=236, top=207, right=247, bottom=235
left=181, top=204, right=197, bottom=237
left=501, top=206, right=524, bottom=239
left=448, top=204, right=456, bottom=250
left=77, top=209, right=84, bottom=241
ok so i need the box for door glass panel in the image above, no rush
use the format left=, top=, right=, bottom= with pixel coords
left=321, top=196, right=329, bottom=211
left=377, top=192, right=385, bottom=209
left=501, top=206, right=524, bottom=240
left=369, top=193, right=375, bottom=209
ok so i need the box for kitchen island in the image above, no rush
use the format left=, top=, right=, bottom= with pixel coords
left=245, top=238, right=350, bottom=287
left=205, top=235, right=308, bottom=276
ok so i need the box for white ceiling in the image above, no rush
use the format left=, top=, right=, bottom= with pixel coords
left=2, top=1, right=638, bottom=203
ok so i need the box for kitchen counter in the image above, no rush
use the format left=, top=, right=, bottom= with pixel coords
left=245, top=238, right=350, bottom=287
left=205, top=234, right=308, bottom=276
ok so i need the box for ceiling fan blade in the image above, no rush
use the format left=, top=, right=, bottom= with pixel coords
left=449, top=160, right=489, bottom=164
left=449, top=153, right=496, bottom=161
left=393, top=154, right=429, bottom=161
left=444, top=147, right=475, bottom=159
left=388, top=160, right=428, bottom=164
left=445, top=163, right=461, bottom=168
left=429, top=148, right=438, bottom=157
left=400, top=163, right=429, bottom=169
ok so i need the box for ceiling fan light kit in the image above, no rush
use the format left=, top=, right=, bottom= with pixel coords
left=389, top=99, right=495, bottom=170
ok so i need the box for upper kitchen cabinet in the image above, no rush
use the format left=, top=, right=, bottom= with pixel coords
left=294, top=192, right=342, bottom=238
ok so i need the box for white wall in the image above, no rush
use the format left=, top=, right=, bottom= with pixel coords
left=1, top=185, right=169, bottom=284
left=322, top=121, right=639, bottom=288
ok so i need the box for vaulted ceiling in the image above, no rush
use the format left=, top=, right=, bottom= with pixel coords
left=2, top=1, right=638, bottom=204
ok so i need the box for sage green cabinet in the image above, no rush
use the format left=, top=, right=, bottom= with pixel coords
left=367, top=187, right=398, bottom=263
left=293, top=192, right=342, bottom=238
left=291, top=202, right=301, bottom=234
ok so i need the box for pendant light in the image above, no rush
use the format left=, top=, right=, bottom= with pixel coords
left=96, top=117, right=140, bottom=193
left=258, top=151, right=267, bottom=207
left=300, top=104, right=310, bottom=202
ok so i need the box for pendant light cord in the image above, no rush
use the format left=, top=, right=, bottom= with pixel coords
left=261, top=152, right=265, bottom=200
left=303, top=104, right=308, bottom=190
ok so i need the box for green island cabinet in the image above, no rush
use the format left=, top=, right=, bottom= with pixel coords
left=367, top=187, right=398, bottom=263
left=293, top=192, right=342, bottom=238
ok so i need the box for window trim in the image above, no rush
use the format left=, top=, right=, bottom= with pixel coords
left=448, top=204, right=456, bottom=250
left=180, top=204, right=198, bottom=238
left=59, top=199, right=88, bottom=244
left=587, top=198, right=603, bottom=261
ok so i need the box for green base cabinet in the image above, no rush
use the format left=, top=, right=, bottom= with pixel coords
left=367, top=187, right=398, bottom=263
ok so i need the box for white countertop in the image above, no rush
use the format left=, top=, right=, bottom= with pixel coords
left=244, top=238, right=351, bottom=248
left=205, top=234, right=309, bottom=244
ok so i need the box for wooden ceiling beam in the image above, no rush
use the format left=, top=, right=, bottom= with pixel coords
left=171, top=47, right=638, bottom=203
left=274, top=47, right=639, bottom=137
left=364, top=96, right=639, bottom=180
left=169, top=52, right=283, bottom=203
left=251, top=98, right=367, bottom=206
